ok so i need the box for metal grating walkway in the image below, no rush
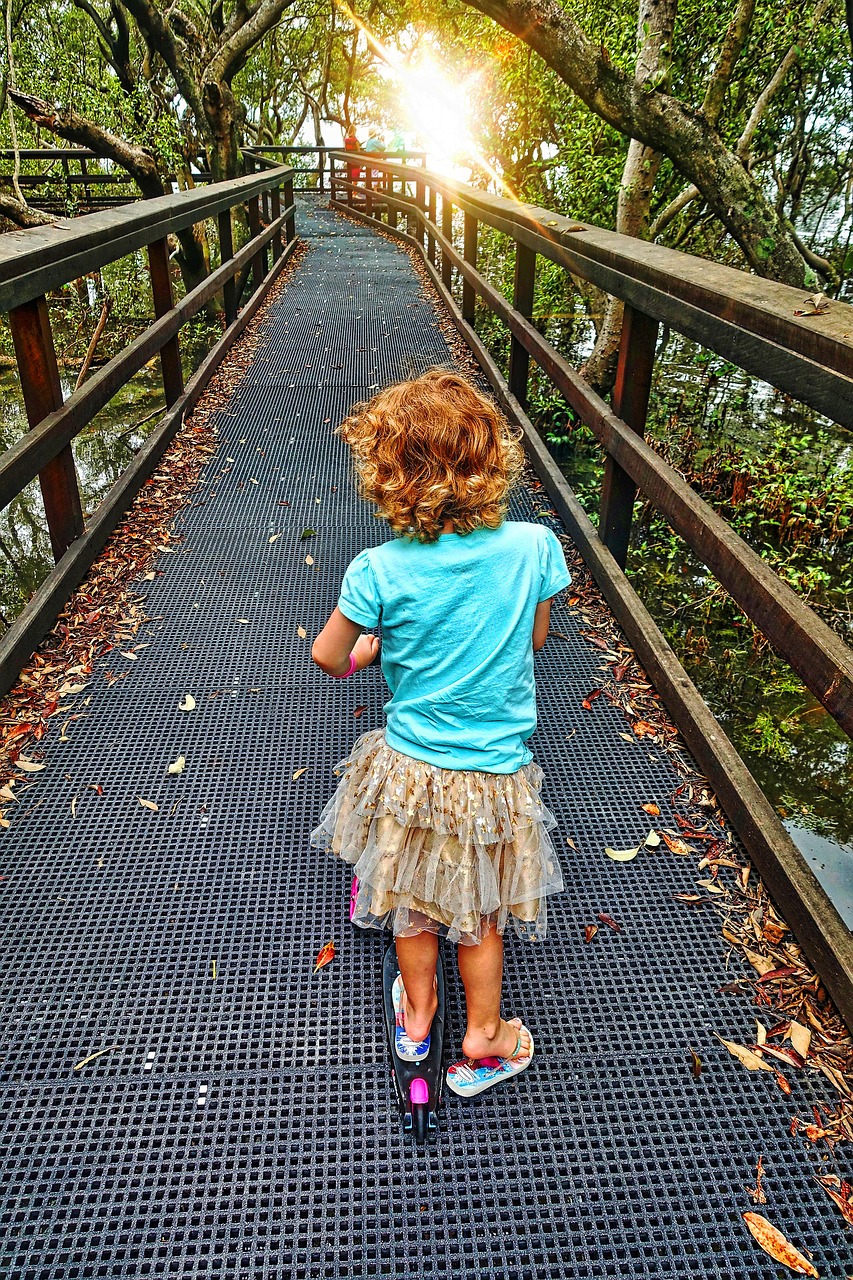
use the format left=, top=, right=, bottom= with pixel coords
left=0, top=201, right=848, bottom=1279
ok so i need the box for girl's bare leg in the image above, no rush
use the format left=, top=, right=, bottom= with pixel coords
left=457, top=924, right=532, bottom=1061
left=395, top=931, right=439, bottom=1041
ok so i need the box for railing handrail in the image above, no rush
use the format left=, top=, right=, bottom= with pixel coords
left=329, top=152, right=853, bottom=429
left=0, top=166, right=292, bottom=312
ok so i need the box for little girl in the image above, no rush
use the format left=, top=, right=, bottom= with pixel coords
left=310, top=368, right=570, bottom=1097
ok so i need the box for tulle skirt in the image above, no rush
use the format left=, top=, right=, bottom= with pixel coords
left=310, top=728, right=564, bottom=944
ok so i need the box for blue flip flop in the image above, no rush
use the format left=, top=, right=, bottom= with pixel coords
left=446, top=1025, right=534, bottom=1097
left=392, top=974, right=431, bottom=1062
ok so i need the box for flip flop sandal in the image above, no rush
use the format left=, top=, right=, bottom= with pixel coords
left=445, top=1026, right=534, bottom=1098
left=392, top=973, right=431, bottom=1063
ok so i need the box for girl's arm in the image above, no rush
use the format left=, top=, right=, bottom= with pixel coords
left=532, top=599, right=553, bottom=651
left=312, top=606, right=380, bottom=676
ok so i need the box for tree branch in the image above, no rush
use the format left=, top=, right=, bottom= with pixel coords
left=9, top=89, right=164, bottom=196
left=118, top=0, right=207, bottom=125
left=0, top=189, right=54, bottom=226
left=701, top=0, right=756, bottom=126
left=205, top=0, right=294, bottom=84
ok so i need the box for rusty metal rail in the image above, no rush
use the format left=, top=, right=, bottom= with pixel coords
left=0, top=164, right=297, bottom=696
left=330, top=152, right=853, bottom=1031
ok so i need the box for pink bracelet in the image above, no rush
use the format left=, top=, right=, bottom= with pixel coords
left=330, top=652, right=357, bottom=679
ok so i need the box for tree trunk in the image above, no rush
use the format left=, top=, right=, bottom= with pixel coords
left=462, top=0, right=807, bottom=285
left=581, top=0, right=675, bottom=390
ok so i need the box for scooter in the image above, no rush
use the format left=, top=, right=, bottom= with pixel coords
left=350, top=876, right=446, bottom=1142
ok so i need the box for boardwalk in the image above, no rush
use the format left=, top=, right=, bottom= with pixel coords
left=0, top=202, right=847, bottom=1279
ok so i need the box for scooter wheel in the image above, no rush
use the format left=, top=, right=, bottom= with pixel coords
left=411, top=1102, right=429, bottom=1144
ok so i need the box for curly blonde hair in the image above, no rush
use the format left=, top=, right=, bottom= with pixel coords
left=338, top=368, right=524, bottom=542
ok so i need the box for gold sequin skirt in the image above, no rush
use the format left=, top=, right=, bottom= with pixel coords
left=310, top=728, right=564, bottom=944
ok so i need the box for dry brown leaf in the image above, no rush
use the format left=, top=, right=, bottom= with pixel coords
left=120, top=651, right=138, bottom=660
left=814, top=1175, right=853, bottom=1227
left=788, top=1020, right=811, bottom=1059
left=305, top=555, right=314, bottom=566
left=755, top=1021, right=767, bottom=1046
left=688, top=1046, right=702, bottom=1079
left=179, top=695, right=196, bottom=712
left=268, top=533, right=281, bottom=544
left=644, top=830, right=661, bottom=848
left=167, top=755, right=186, bottom=775
left=235, top=618, right=250, bottom=625
left=292, top=767, right=307, bottom=780
left=743, top=946, right=776, bottom=977
left=138, top=797, right=159, bottom=812
left=297, top=626, right=307, bottom=639
left=661, top=832, right=693, bottom=856
left=313, top=939, right=335, bottom=972
left=632, top=720, right=657, bottom=738
left=73, top=1044, right=122, bottom=1071
left=742, top=1213, right=818, bottom=1275
left=584, top=924, right=599, bottom=943
left=641, top=802, right=660, bottom=816
left=713, top=1033, right=774, bottom=1073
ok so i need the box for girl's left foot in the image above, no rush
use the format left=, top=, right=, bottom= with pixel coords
left=446, top=1021, right=534, bottom=1098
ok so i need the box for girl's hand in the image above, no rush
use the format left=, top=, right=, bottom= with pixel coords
left=352, top=633, right=380, bottom=670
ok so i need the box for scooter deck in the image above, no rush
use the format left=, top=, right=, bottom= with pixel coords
left=382, top=941, right=446, bottom=1142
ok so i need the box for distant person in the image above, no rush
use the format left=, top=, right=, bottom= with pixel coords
left=311, top=369, right=570, bottom=1097
left=362, top=134, right=384, bottom=154
left=343, top=126, right=362, bottom=191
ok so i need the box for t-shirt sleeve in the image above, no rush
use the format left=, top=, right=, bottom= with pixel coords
left=537, top=528, right=572, bottom=602
left=338, top=549, right=381, bottom=628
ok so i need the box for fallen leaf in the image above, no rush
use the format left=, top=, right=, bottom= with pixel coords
left=297, top=626, right=307, bottom=639
left=641, top=802, right=660, bottom=816
left=584, top=924, right=599, bottom=943
left=631, top=720, right=656, bottom=738
left=751, top=1042, right=805, bottom=1070
left=0, top=785, right=17, bottom=802
left=814, top=1175, right=853, bottom=1227
left=713, top=1033, right=774, bottom=1073
left=775, top=1071, right=792, bottom=1095
left=70, top=795, right=78, bottom=818
left=268, top=533, right=282, bottom=543
left=597, top=912, right=621, bottom=932
left=167, top=755, right=186, bottom=775
left=292, top=767, right=307, bottom=780
left=353, top=705, right=366, bottom=718
left=661, top=832, right=694, bottom=856
left=305, top=555, right=314, bottom=566
left=743, top=946, right=776, bottom=977
left=300, top=528, right=316, bottom=539
left=313, top=939, right=335, bottom=972
left=605, top=845, right=639, bottom=862
left=755, top=1021, right=767, bottom=1046
left=15, top=756, right=46, bottom=773
left=788, top=1021, right=811, bottom=1059
left=581, top=689, right=602, bottom=710
left=617, top=732, right=635, bottom=743
left=248, top=477, right=259, bottom=484
left=742, top=1213, right=818, bottom=1276
left=688, top=1046, right=702, bottom=1079
left=73, top=1044, right=122, bottom=1071
left=179, top=695, right=196, bottom=712
left=644, top=830, right=661, bottom=848
left=138, top=798, right=159, bottom=812
left=565, top=836, right=576, bottom=850
left=235, top=618, right=250, bottom=625
left=120, top=651, right=138, bottom=660
left=747, top=1155, right=767, bottom=1204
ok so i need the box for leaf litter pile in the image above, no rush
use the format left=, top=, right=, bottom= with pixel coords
left=0, top=240, right=308, bottom=830
left=340, top=203, right=853, bottom=1251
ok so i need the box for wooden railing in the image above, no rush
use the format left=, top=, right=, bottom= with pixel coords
left=330, top=151, right=853, bottom=1028
left=0, top=163, right=297, bottom=695
left=244, top=147, right=425, bottom=193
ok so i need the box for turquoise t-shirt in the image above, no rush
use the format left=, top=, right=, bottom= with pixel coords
left=337, top=521, right=571, bottom=773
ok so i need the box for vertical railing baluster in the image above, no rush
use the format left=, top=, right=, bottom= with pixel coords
left=416, top=176, right=426, bottom=249
left=462, top=213, right=477, bottom=324
left=8, top=296, right=84, bottom=561
left=598, top=304, right=659, bottom=569
left=389, top=171, right=398, bottom=230
left=284, top=174, right=295, bottom=244
left=365, top=165, right=374, bottom=218
left=427, top=188, right=436, bottom=264
left=147, top=237, right=184, bottom=406
left=441, top=198, right=453, bottom=289
left=271, top=186, right=282, bottom=258
left=508, top=241, right=536, bottom=410
left=217, top=209, right=237, bottom=327
left=246, top=192, right=264, bottom=289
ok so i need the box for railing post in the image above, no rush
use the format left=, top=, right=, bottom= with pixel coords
left=147, top=237, right=184, bottom=406
left=441, top=198, right=453, bottom=288
left=427, top=188, right=436, bottom=265
left=319, top=149, right=325, bottom=193
left=246, top=192, right=265, bottom=290
left=217, top=209, right=238, bottom=326
left=598, top=304, right=659, bottom=569
left=284, top=174, right=295, bottom=244
left=8, top=295, right=84, bottom=561
left=462, top=212, right=477, bottom=324
left=415, top=175, right=426, bottom=249
left=508, top=241, right=536, bottom=409
left=365, top=165, right=374, bottom=218
left=389, top=172, right=398, bottom=230
left=270, top=186, right=282, bottom=258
